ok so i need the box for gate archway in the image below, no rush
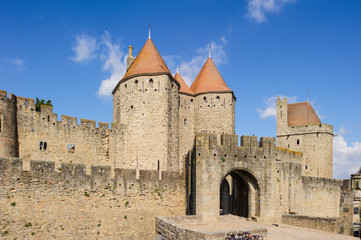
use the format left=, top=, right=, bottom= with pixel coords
left=220, top=169, right=260, bottom=218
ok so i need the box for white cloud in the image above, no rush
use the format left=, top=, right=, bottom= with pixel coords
left=257, top=95, right=297, bottom=119
left=247, top=0, right=296, bottom=23
left=97, top=31, right=127, bottom=97
left=71, top=34, right=97, bottom=63
left=178, top=41, right=227, bottom=86
left=220, top=36, right=228, bottom=44
left=333, top=128, right=361, bottom=179
left=8, top=57, right=26, bottom=71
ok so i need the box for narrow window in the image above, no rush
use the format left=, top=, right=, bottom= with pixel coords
left=203, top=96, right=207, bottom=102
left=40, top=142, right=43, bottom=150
left=48, top=116, right=50, bottom=121
left=124, top=84, right=127, bottom=88
left=43, top=142, right=47, bottom=151
left=25, top=100, right=28, bottom=107
left=355, top=207, right=359, bottom=215
left=72, top=144, right=75, bottom=153
left=297, top=139, right=300, bottom=145
left=216, top=96, right=220, bottom=102
left=157, top=160, right=160, bottom=171
left=135, top=79, right=138, bottom=87
left=305, top=165, right=308, bottom=170
left=149, top=79, right=153, bottom=88
left=184, top=118, right=187, bottom=125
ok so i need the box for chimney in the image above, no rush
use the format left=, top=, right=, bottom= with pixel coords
left=127, top=46, right=135, bottom=70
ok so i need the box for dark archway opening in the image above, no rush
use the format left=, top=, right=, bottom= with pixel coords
left=220, top=170, right=259, bottom=218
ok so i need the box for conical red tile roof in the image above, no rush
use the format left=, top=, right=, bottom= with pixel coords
left=287, top=102, right=321, bottom=127
left=190, top=58, right=232, bottom=95
left=174, top=72, right=194, bottom=95
left=122, top=39, right=171, bottom=79
left=112, top=39, right=171, bottom=94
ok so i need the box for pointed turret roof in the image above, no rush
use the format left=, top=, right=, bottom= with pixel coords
left=122, top=38, right=170, bottom=79
left=287, top=102, right=321, bottom=127
left=112, top=38, right=171, bottom=94
left=190, top=58, right=232, bottom=95
left=174, top=72, right=194, bottom=95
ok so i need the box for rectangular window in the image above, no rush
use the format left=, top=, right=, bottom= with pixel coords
left=355, top=207, right=359, bottom=215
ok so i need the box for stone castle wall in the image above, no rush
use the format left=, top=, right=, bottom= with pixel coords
left=192, top=133, right=343, bottom=222
left=194, top=93, right=235, bottom=140
left=14, top=96, right=117, bottom=174
left=0, top=157, right=185, bottom=239
left=0, top=91, right=19, bottom=158
left=112, top=75, right=179, bottom=172
left=276, top=97, right=333, bottom=178
left=179, top=93, right=195, bottom=172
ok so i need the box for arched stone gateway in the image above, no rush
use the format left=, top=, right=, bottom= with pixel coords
left=220, top=170, right=260, bottom=218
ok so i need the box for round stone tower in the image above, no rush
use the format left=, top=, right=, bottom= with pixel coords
left=112, top=38, right=180, bottom=172
left=190, top=57, right=236, bottom=138
left=0, top=90, right=19, bottom=158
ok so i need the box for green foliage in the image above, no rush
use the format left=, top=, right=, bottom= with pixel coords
left=10, top=202, right=16, bottom=207
left=276, top=177, right=280, bottom=183
left=221, top=157, right=226, bottom=162
left=125, top=201, right=129, bottom=207
left=97, top=223, right=101, bottom=227
left=124, top=215, right=127, bottom=219
left=84, top=191, right=89, bottom=197
left=35, top=98, right=53, bottom=112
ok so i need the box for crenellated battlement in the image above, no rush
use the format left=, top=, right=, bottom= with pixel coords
left=0, top=157, right=183, bottom=194
left=195, top=133, right=276, bottom=159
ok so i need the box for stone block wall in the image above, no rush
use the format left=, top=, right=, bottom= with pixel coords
left=0, top=91, right=19, bottom=158
left=0, top=157, right=185, bottom=239
left=281, top=214, right=338, bottom=233
left=194, top=93, right=235, bottom=140
left=112, top=74, right=179, bottom=172
left=14, top=95, right=117, bottom=174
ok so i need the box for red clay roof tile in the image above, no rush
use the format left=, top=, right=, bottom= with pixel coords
left=174, top=72, right=194, bottom=95
left=288, top=102, right=321, bottom=127
left=190, top=58, right=232, bottom=95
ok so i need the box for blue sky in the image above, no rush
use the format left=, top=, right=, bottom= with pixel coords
left=1, top=0, right=360, bottom=178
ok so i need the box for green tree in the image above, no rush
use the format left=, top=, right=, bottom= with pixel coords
left=36, top=98, right=53, bottom=112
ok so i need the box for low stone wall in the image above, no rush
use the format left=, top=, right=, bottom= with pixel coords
left=156, top=215, right=267, bottom=240
left=281, top=214, right=338, bottom=233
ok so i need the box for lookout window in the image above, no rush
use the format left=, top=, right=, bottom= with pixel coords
left=149, top=79, right=153, bottom=88
left=68, top=144, right=75, bottom=153
left=297, top=139, right=300, bottom=145
left=43, top=142, right=47, bottom=150
left=40, top=142, right=43, bottom=150
left=305, top=165, right=308, bottom=170
left=203, top=96, right=207, bottom=102
left=184, top=118, right=187, bottom=125
left=135, top=80, right=139, bottom=87
left=216, top=96, right=220, bottom=102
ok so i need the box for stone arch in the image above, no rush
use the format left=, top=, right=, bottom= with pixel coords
left=219, top=168, right=260, bottom=218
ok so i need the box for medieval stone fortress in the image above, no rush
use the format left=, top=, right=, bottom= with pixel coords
left=0, top=35, right=360, bottom=239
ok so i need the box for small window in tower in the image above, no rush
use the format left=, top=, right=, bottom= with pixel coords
left=157, top=160, right=160, bottom=171
left=305, top=165, right=308, bottom=170
left=297, top=139, right=300, bottom=145
left=40, top=142, right=43, bottom=150
left=216, top=96, right=220, bottom=102
left=135, top=79, right=139, bottom=86
left=44, top=142, right=47, bottom=151
left=125, top=84, right=127, bottom=88
left=203, top=96, right=207, bottom=102
left=25, top=100, right=28, bottom=107
left=48, top=116, right=50, bottom=121
left=149, top=79, right=153, bottom=88
left=184, top=118, right=187, bottom=125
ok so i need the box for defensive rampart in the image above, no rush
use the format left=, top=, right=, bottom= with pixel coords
left=0, top=157, right=185, bottom=239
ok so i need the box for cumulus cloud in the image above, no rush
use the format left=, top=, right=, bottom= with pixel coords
left=71, top=34, right=97, bottom=63
left=247, top=0, right=296, bottom=23
left=97, top=31, right=127, bottom=97
left=333, top=128, right=361, bottom=179
left=257, top=95, right=297, bottom=119
left=177, top=41, right=227, bottom=85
